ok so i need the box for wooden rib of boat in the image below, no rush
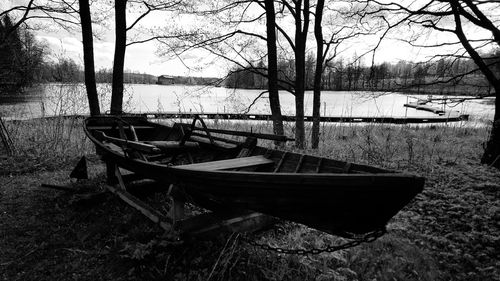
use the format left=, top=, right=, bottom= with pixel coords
left=84, top=115, right=424, bottom=238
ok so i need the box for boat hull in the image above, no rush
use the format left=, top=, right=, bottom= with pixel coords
left=84, top=116, right=424, bottom=237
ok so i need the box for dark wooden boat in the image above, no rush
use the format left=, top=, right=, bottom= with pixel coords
left=84, top=115, right=424, bottom=237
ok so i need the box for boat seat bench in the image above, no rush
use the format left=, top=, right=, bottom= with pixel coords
left=87, top=125, right=155, bottom=130
left=177, top=155, right=274, bottom=171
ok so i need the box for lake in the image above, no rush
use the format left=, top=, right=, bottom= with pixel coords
left=0, top=83, right=495, bottom=124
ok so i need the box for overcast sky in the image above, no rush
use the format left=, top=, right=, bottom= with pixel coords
left=34, top=22, right=227, bottom=78
left=3, top=0, right=493, bottom=78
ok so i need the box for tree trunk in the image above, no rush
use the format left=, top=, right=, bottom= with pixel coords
left=448, top=1, right=500, bottom=168
left=110, top=0, right=127, bottom=115
left=294, top=0, right=309, bottom=149
left=78, top=0, right=100, bottom=116
left=264, top=0, right=284, bottom=139
left=481, top=83, right=500, bottom=168
left=311, top=0, right=324, bottom=149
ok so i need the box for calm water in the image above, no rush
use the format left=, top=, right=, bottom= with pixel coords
left=0, top=83, right=495, bottom=123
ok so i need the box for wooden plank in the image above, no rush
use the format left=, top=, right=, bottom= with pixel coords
left=192, top=126, right=293, bottom=142
left=189, top=135, right=237, bottom=149
left=106, top=184, right=173, bottom=231
left=176, top=155, right=273, bottom=171
left=87, top=125, right=154, bottom=130
left=236, top=137, right=257, bottom=158
left=179, top=212, right=277, bottom=238
left=190, top=132, right=241, bottom=145
left=273, top=152, right=288, bottom=173
left=315, top=158, right=323, bottom=173
left=343, top=163, right=352, bottom=173
left=95, top=131, right=161, bottom=153
left=294, top=155, right=305, bottom=173
left=145, top=141, right=199, bottom=151
left=102, top=142, right=124, bottom=154
left=129, top=125, right=139, bottom=141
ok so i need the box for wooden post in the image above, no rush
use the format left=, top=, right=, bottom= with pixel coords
left=171, top=197, right=185, bottom=228
left=106, top=162, right=118, bottom=185
left=114, top=165, right=127, bottom=190
left=167, top=184, right=186, bottom=229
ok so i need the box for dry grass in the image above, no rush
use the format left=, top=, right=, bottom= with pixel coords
left=2, top=117, right=94, bottom=173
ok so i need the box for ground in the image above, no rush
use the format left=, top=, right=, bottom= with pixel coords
left=0, top=121, right=499, bottom=280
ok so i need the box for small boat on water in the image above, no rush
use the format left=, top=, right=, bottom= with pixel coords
left=84, top=115, right=424, bottom=238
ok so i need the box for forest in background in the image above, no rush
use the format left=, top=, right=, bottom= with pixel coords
left=0, top=17, right=157, bottom=90
left=0, top=15, right=161, bottom=91
left=226, top=53, right=499, bottom=96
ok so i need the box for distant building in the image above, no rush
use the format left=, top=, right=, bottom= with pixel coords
left=157, top=75, right=175, bottom=85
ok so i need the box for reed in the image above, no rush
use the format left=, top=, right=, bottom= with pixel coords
left=4, top=117, right=94, bottom=170
left=202, top=119, right=489, bottom=171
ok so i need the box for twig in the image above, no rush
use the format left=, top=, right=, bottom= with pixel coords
left=207, top=232, right=238, bottom=281
left=0, top=247, right=40, bottom=267
left=488, top=154, right=500, bottom=168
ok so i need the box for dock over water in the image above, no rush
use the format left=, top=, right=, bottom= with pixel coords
left=133, top=112, right=469, bottom=124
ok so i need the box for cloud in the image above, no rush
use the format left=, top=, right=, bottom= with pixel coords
left=36, top=35, right=83, bottom=62
left=33, top=28, right=222, bottom=77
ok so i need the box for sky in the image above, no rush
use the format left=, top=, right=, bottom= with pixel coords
left=34, top=22, right=227, bottom=78
left=2, top=0, right=229, bottom=77
left=2, top=0, right=495, bottom=78
left=36, top=32, right=224, bottom=77
left=33, top=24, right=427, bottom=78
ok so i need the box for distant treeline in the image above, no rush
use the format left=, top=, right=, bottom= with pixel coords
left=0, top=16, right=153, bottom=91
left=168, top=75, right=220, bottom=85
left=15, top=58, right=156, bottom=85
left=0, top=15, right=161, bottom=92
left=157, top=75, right=220, bottom=86
left=226, top=54, right=500, bottom=96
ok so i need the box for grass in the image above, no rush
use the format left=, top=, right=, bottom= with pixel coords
left=0, top=117, right=499, bottom=281
left=1, top=117, right=94, bottom=173
left=203, top=119, right=489, bottom=171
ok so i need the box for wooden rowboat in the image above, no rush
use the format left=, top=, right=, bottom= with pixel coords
left=84, top=115, right=424, bottom=238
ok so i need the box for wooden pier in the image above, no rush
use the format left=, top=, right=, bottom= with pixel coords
left=403, top=102, right=446, bottom=115
left=131, top=112, right=469, bottom=124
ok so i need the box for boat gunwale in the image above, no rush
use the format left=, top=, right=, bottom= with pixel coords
left=83, top=117, right=424, bottom=180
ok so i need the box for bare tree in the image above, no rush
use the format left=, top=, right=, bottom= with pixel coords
left=311, top=0, right=325, bottom=149
left=0, top=0, right=35, bottom=44
left=78, top=0, right=100, bottom=116
left=110, top=0, right=127, bottom=115
left=310, top=2, right=365, bottom=148
left=151, top=0, right=287, bottom=138
left=264, top=0, right=284, bottom=138
left=353, top=0, right=500, bottom=167
left=109, top=0, right=183, bottom=115
left=281, top=0, right=310, bottom=149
